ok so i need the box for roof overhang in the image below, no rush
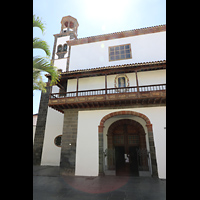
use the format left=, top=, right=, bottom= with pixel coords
left=46, top=60, right=166, bottom=80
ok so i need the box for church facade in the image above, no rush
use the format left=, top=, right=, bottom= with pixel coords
left=33, top=16, right=166, bottom=179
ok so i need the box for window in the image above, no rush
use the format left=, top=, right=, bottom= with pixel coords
left=114, top=74, right=130, bottom=88
left=118, top=77, right=126, bottom=88
left=128, top=135, right=139, bottom=145
left=63, top=44, right=67, bottom=51
left=109, top=44, right=132, bottom=61
left=56, top=44, right=67, bottom=59
left=54, top=135, right=62, bottom=147
left=114, top=135, right=124, bottom=145
left=57, top=45, right=62, bottom=53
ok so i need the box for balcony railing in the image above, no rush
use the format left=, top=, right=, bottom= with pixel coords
left=49, top=84, right=166, bottom=99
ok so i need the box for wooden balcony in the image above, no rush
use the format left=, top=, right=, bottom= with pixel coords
left=48, top=84, right=166, bottom=113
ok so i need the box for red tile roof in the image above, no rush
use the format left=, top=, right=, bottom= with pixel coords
left=46, top=60, right=166, bottom=80
left=67, top=24, right=166, bottom=46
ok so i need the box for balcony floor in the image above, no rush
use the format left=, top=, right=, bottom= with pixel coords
left=48, top=84, right=166, bottom=113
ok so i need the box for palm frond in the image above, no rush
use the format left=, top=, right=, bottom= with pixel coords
left=33, top=71, right=46, bottom=92
left=33, top=37, right=51, bottom=57
left=33, top=56, right=60, bottom=89
left=33, top=15, right=45, bottom=34
left=33, top=15, right=59, bottom=92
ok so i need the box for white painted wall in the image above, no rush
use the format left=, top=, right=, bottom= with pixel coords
left=33, top=115, right=38, bottom=143
left=79, top=76, right=105, bottom=91
left=54, top=58, right=67, bottom=72
left=67, top=79, right=77, bottom=92
left=67, top=70, right=166, bottom=92
left=137, top=70, right=166, bottom=86
left=52, top=85, right=60, bottom=93
left=33, top=126, right=36, bottom=143
left=69, top=31, right=166, bottom=71
left=41, top=107, right=64, bottom=166
left=75, top=106, right=166, bottom=179
left=57, top=35, right=70, bottom=45
left=53, top=35, right=70, bottom=71
left=33, top=115, right=38, bottom=125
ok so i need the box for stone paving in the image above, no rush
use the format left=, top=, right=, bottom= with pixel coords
left=33, top=166, right=166, bottom=200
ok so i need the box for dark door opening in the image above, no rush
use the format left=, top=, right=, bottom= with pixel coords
left=115, top=146, right=139, bottom=176
left=115, top=146, right=126, bottom=176
left=108, top=119, right=148, bottom=176
left=129, top=146, right=139, bottom=176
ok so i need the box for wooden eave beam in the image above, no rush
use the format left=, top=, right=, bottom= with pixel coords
left=56, top=82, right=64, bottom=89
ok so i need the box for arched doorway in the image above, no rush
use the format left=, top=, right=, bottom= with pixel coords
left=98, top=110, right=158, bottom=177
left=106, top=119, right=148, bottom=176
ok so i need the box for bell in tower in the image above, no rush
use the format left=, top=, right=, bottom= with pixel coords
left=60, top=15, right=79, bottom=39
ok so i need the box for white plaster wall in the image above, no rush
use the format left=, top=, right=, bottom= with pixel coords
left=52, top=85, right=60, bottom=93
left=54, top=58, right=67, bottom=72
left=67, top=79, right=77, bottom=92
left=57, top=35, right=70, bottom=44
left=33, top=115, right=38, bottom=125
left=69, top=31, right=166, bottom=71
left=137, top=69, right=166, bottom=86
left=66, top=70, right=165, bottom=92
left=33, top=115, right=38, bottom=143
left=75, top=106, right=166, bottom=179
left=33, top=126, right=36, bottom=144
left=79, top=76, right=105, bottom=91
left=41, top=107, right=64, bottom=166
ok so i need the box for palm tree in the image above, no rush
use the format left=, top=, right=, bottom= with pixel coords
left=33, top=15, right=59, bottom=92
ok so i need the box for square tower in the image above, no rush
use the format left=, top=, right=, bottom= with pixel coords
left=52, top=15, right=79, bottom=72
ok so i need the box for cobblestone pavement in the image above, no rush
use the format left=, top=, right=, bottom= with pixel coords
left=33, top=166, right=166, bottom=200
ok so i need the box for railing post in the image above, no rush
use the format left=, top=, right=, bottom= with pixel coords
left=105, top=74, right=107, bottom=95
left=76, top=77, right=79, bottom=97
left=135, top=70, right=140, bottom=97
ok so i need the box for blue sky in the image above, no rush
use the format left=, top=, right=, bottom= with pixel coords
left=33, top=0, right=166, bottom=114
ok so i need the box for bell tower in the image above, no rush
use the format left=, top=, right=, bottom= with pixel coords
left=52, top=15, right=79, bottom=72
left=60, top=15, right=79, bottom=39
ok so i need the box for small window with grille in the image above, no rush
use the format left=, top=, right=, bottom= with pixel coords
left=109, top=44, right=132, bottom=61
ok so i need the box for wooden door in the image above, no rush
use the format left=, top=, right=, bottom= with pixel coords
left=114, top=124, right=139, bottom=176
left=110, top=119, right=146, bottom=176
